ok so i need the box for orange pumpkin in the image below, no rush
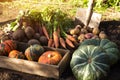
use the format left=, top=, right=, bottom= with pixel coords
left=0, top=40, right=16, bottom=56
left=38, top=51, right=62, bottom=65
left=8, top=50, right=25, bottom=59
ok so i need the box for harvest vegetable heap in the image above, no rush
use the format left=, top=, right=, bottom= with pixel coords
left=0, top=8, right=120, bottom=80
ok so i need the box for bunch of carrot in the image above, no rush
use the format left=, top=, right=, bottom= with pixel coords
left=41, top=8, right=78, bottom=49
left=42, top=23, right=78, bottom=49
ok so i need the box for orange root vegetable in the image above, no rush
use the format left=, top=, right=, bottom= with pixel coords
left=65, top=38, right=75, bottom=48
left=53, top=31, right=59, bottom=48
left=66, top=34, right=77, bottom=42
left=57, top=27, right=60, bottom=34
left=60, top=37, right=66, bottom=49
left=48, top=38, right=53, bottom=47
left=51, top=41, right=55, bottom=47
left=42, top=25, right=49, bottom=40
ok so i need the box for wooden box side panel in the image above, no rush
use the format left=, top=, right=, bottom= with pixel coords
left=58, top=50, right=71, bottom=77
left=0, top=56, right=59, bottom=79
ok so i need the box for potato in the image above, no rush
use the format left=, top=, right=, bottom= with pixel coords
left=92, top=27, right=100, bottom=35
left=78, top=34, right=85, bottom=42
left=80, top=28, right=88, bottom=34
left=75, top=25, right=82, bottom=29
left=99, top=31, right=108, bottom=39
left=70, top=25, right=81, bottom=35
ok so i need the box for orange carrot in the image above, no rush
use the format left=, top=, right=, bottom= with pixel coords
left=48, top=38, right=53, bottom=47
left=60, top=37, right=66, bottom=49
left=66, top=34, right=76, bottom=42
left=42, top=25, right=49, bottom=40
left=51, top=41, right=55, bottom=48
left=57, top=26, right=60, bottom=34
left=65, top=38, right=75, bottom=48
left=53, top=31, right=59, bottom=48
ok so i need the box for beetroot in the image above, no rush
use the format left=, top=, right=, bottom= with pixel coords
left=39, top=36, right=48, bottom=45
left=12, top=29, right=26, bottom=42
left=85, top=33, right=94, bottom=39
left=34, top=33, right=41, bottom=40
left=28, top=39, right=40, bottom=46
left=25, top=27, right=35, bottom=39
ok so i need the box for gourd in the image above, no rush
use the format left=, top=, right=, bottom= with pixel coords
left=70, top=45, right=110, bottom=80
left=0, top=40, right=16, bottom=56
left=38, top=51, right=62, bottom=65
left=25, top=44, right=44, bottom=61
left=8, top=50, right=25, bottom=59
left=80, top=39, right=120, bottom=65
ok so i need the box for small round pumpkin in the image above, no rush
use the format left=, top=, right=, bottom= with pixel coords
left=8, top=50, right=25, bottom=59
left=25, top=44, right=44, bottom=61
left=0, top=40, right=16, bottom=56
left=38, top=51, right=62, bottom=65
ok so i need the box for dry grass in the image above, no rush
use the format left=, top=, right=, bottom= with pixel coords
left=0, top=0, right=120, bottom=22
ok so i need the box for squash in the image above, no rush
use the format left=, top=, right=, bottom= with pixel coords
left=0, top=40, right=16, bottom=56
left=80, top=39, right=120, bottom=65
left=25, top=44, right=44, bottom=61
left=70, top=45, right=110, bottom=80
left=38, top=51, right=62, bottom=65
left=8, top=50, right=25, bottom=59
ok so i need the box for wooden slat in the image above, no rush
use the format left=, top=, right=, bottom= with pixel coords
left=0, top=56, right=24, bottom=71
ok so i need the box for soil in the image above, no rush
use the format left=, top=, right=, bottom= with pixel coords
left=0, top=1, right=120, bottom=80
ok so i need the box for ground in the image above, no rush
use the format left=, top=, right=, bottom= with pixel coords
left=0, top=0, right=120, bottom=80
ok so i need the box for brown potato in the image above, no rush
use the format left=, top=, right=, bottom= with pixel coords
left=99, top=31, right=108, bottom=39
left=80, top=28, right=88, bottom=34
left=92, top=27, right=100, bottom=35
left=78, top=34, right=85, bottom=42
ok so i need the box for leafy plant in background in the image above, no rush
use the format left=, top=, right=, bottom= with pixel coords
left=94, top=0, right=120, bottom=12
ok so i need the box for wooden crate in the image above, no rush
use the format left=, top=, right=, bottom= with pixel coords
left=0, top=46, right=71, bottom=79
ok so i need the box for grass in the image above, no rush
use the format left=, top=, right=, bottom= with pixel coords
left=0, top=0, right=120, bottom=21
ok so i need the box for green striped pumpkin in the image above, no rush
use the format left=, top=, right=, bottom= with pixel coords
left=80, top=39, right=120, bottom=65
left=70, top=45, right=110, bottom=80
left=25, top=44, right=44, bottom=61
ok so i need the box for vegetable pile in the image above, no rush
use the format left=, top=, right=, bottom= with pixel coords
left=0, top=8, right=78, bottom=50
left=0, top=7, right=108, bottom=50
left=0, top=8, right=120, bottom=80
left=0, top=40, right=63, bottom=65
